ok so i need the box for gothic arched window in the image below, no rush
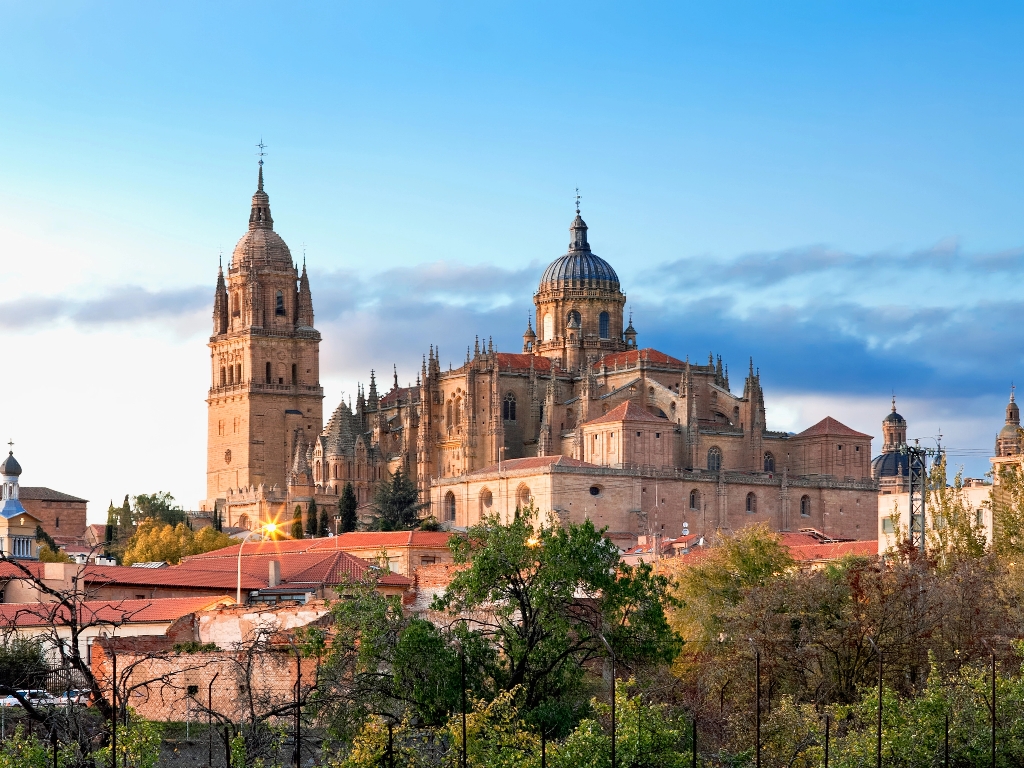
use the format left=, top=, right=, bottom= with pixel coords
left=275, top=290, right=286, bottom=316
left=746, top=492, right=757, bottom=514
left=707, top=447, right=722, bottom=472
left=800, top=495, right=811, bottom=517
left=689, top=489, right=700, bottom=510
left=444, top=491, right=456, bottom=522
left=516, top=484, right=532, bottom=510
left=599, top=311, right=610, bottom=339
left=503, top=392, right=517, bottom=421
left=763, top=452, right=775, bottom=473
left=454, top=397, right=463, bottom=426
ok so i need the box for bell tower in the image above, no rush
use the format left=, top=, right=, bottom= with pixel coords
left=205, top=163, right=324, bottom=508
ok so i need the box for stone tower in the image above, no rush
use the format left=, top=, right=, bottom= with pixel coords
left=205, top=164, right=324, bottom=505
left=532, top=206, right=628, bottom=368
left=881, top=396, right=908, bottom=452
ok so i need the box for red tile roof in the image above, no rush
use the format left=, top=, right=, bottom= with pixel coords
left=584, top=401, right=669, bottom=426
left=186, top=531, right=453, bottom=560
left=0, top=596, right=231, bottom=627
left=794, top=417, right=871, bottom=439
left=18, top=487, right=88, bottom=502
left=493, top=353, right=553, bottom=372
left=379, top=386, right=415, bottom=407
left=593, top=348, right=685, bottom=370
left=787, top=540, right=878, bottom=562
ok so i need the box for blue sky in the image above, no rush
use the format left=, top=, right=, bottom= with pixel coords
left=1, top=2, right=1021, bottom=514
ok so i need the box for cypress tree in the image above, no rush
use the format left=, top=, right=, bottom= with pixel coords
left=291, top=505, right=304, bottom=539
left=306, top=498, right=319, bottom=537
left=318, top=504, right=331, bottom=537
left=339, top=482, right=358, bottom=533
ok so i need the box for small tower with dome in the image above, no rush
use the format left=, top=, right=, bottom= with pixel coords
left=0, top=450, right=41, bottom=558
left=871, top=397, right=910, bottom=494
left=532, top=204, right=628, bottom=367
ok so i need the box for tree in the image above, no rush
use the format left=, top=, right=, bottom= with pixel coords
left=993, top=462, right=1024, bottom=558
left=292, top=505, right=305, bottom=539
left=434, top=504, right=680, bottom=729
left=307, top=499, right=319, bottom=538
left=368, top=468, right=425, bottom=531
left=339, top=482, right=358, bottom=533
left=319, top=502, right=331, bottom=537
left=926, top=457, right=988, bottom=568
left=133, top=491, right=186, bottom=527
left=34, top=525, right=70, bottom=562
left=122, top=519, right=233, bottom=565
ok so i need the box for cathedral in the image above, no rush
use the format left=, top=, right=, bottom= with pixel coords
left=204, top=166, right=880, bottom=542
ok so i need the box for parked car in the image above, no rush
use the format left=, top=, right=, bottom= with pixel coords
left=0, top=689, right=58, bottom=707
left=54, top=689, right=90, bottom=706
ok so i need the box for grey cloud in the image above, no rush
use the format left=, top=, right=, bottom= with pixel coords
left=0, top=286, right=209, bottom=330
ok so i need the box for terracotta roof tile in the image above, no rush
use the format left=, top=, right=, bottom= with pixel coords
left=584, top=401, right=669, bottom=426
left=593, top=348, right=685, bottom=371
left=787, top=541, right=877, bottom=561
left=18, top=487, right=87, bottom=502
left=794, top=417, right=871, bottom=439
left=493, top=353, right=553, bottom=371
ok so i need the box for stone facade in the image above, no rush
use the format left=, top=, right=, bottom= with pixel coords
left=202, top=174, right=877, bottom=539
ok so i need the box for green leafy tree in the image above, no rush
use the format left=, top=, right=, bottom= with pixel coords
left=307, top=498, right=319, bottom=537
left=133, top=491, right=186, bottom=527
left=434, top=504, right=680, bottom=729
left=319, top=502, right=332, bottom=537
left=993, top=462, right=1024, bottom=558
left=926, top=457, right=988, bottom=568
left=0, top=637, right=48, bottom=692
left=339, top=482, right=358, bottom=532
left=369, top=468, right=425, bottom=531
left=292, top=505, right=304, bottom=539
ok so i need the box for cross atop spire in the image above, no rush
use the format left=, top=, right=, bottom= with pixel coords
left=256, top=139, right=267, bottom=191
left=891, top=394, right=897, bottom=412
left=1012, top=382, right=1016, bottom=403
left=6, top=439, right=12, bottom=451
left=575, top=187, right=581, bottom=214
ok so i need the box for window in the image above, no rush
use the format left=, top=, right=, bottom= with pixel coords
left=543, top=313, right=553, bottom=341
left=266, top=362, right=272, bottom=384
left=655, top=432, right=661, bottom=439
left=599, top=311, right=610, bottom=339
left=763, top=452, right=775, bottom=473
left=480, top=488, right=493, bottom=510
left=231, top=293, right=240, bottom=317
left=800, top=495, right=811, bottom=517
left=220, top=367, right=226, bottom=386
left=446, top=402, right=453, bottom=429
left=977, top=509, right=984, bottom=527
left=503, top=392, right=517, bottom=421
left=454, top=397, right=463, bottom=425
left=707, top=447, right=722, bottom=472
left=420, top=555, right=438, bottom=566
left=275, top=290, right=286, bottom=316
left=444, top=492, right=456, bottom=522
left=746, top=493, right=757, bottom=514
left=516, top=484, right=532, bottom=509
left=689, top=489, right=700, bottom=510
left=882, top=518, right=894, bottom=534
left=55, top=517, right=60, bottom=529
left=291, top=364, right=298, bottom=385
left=589, top=486, right=601, bottom=496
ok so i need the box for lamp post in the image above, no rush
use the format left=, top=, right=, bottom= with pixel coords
left=236, top=523, right=277, bottom=604
left=599, top=633, right=616, bottom=768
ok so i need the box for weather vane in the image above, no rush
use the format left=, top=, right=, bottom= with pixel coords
left=256, top=138, right=268, bottom=166
left=575, top=187, right=581, bottom=214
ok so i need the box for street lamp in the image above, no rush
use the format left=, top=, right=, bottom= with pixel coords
left=236, top=523, right=277, bottom=604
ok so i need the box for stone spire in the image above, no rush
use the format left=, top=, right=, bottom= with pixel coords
left=295, top=260, right=314, bottom=328
left=213, top=261, right=228, bottom=335
left=569, top=195, right=590, bottom=252
left=367, top=370, right=378, bottom=409
left=393, top=364, right=399, bottom=390
left=248, top=164, right=274, bottom=230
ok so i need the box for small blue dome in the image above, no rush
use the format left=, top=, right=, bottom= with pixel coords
left=871, top=452, right=909, bottom=480
left=539, top=214, right=619, bottom=289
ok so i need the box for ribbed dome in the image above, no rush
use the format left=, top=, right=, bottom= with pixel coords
left=231, top=165, right=294, bottom=270
left=232, top=227, right=294, bottom=270
left=871, top=452, right=909, bottom=480
left=539, top=213, right=619, bottom=289
left=0, top=451, right=22, bottom=477
left=883, top=410, right=906, bottom=425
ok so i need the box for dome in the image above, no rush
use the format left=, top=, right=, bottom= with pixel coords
left=0, top=451, right=22, bottom=477
left=232, top=227, right=294, bottom=271
left=1000, top=422, right=1021, bottom=439
left=871, top=451, right=908, bottom=481
left=883, top=410, right=906, bottom=425
left=539, top=213, right=619, bottom=290
left=231, top=164, right=294, bottom=271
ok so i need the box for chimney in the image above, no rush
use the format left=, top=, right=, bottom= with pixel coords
left=268, top=560, right=281, bottom=588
